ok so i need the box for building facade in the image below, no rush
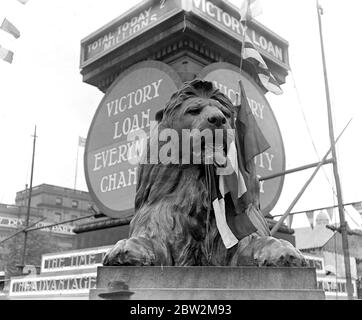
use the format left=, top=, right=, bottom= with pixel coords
left=15, top=184, right=96, bottom=226
left=294, top=223, right=362, bottom=299
left=0, top=184, right=99, bottom=278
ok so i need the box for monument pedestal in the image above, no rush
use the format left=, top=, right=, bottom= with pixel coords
left=89, top=266, right=325, bottom=300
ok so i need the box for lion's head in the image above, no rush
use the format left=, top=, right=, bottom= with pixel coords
left=154, top=79, right=235, bottom=167
left=157, top=79, right=234, bottom=128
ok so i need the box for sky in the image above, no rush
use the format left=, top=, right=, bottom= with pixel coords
left=0, top=0, right=361, bottom=228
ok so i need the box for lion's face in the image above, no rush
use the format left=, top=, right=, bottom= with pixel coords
left=170, top=97, right=233, bottom=131
left=163, top=96, right=234, bottom=167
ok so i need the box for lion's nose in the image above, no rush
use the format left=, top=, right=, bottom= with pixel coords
left=207, top=114, right=226, bottom=127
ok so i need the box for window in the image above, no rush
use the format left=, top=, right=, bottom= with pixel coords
left=315, top=260, right=323, bottom=270
left=329, top=282, right=337, bottom=292
left=317, top=281, right=323, bottom=290
left=71, top=200, right=79, bottom=208
left=71, top=215, right=78, bottom=226
left=338, top=283, right=346, bottom=293
left=55, top=197, right=63, bottom=206
left=54, top=212, right=62, bottom=222
left=305, top=257, right=323, bottom=271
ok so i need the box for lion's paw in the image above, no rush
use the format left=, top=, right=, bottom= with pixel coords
left=251, top=236, right=307, bottom=267
left=103, top=237, right=156, bottom=266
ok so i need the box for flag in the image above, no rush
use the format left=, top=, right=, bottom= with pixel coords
left=220, top=140, right=247, bottom=203
left=0, top=46, right=14, bottom=64
left=229, top=80, right=271, bottom=236
left=78, top=136, right=86, bottom=147
left=0, top=18, right=20, bottom=39
left=242, top=37, right=283, bottom=95
left=236, top=80, right=270, bottom=166
left=209, top=166, right=239, bottom=249
left=17, top=0, right=29, bottom=4
left=238, top=0, right=282, bottom=95
left=240, top=0, right=263, bottom=22
left=210, top=80, right=271, bottom=249
left=210, top=138, right=263, bottom=249
left=306, top=210, right=315, bottom=229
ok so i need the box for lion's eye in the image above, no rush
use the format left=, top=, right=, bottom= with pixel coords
left=219, top=107, right=232, bottom=118
left=187, top=108, right=201, bottom=115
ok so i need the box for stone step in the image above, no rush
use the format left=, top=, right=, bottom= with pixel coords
left=90, top=288, right=325, bottom=300
left=96, top=266, right=318, bottom=290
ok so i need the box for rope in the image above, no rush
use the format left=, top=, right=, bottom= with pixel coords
left=289, top=71, right=358, bottom=230
left=290, top=70, right=335, bottom=189
left=204, top=165, right=212, bottom=264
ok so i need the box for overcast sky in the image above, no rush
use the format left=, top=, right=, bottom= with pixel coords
left=0, top=0, right=361, bottom=228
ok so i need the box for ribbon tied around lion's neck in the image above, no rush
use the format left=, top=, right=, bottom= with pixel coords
left=204, top=139, right=247, bottom=262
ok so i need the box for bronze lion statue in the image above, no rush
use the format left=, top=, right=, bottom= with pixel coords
left=103, top=79, right=306, bottom=267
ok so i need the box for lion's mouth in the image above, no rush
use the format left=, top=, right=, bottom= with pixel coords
left=189, top=129, right=230, bottom=167
left=198, top=141, right=227, bottom=168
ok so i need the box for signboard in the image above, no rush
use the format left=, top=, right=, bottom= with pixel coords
left=198, top=62, right=285, bottom=214
left=185, top=0, right=289, bottom=69
left=317, top=276, right=357, bottom=298
left=80, top=0, right=183, bottom=67
left=34, top=221, right=74, bottom=235
left=9, top=272, right=97, bottom=297
left=0, top=215, right=74, bottom=235
left=80, top=0, right=289, bottom=72
left=84, top=61, right=182, bottom=218
left=41, top=246, right=112, bottom=273
left=0, top=216, right=23, bottom=228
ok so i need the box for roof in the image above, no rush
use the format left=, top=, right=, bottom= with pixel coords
left=294, top=225, right=335, bottom=250
left=15, top=184, right=91, bottom=202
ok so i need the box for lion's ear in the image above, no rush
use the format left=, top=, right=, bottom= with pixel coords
left=155, top=109, right=164, bottom=122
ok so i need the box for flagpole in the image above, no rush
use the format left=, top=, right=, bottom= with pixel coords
left=233, top=2, right=249, bottom=201
left=239, top=24, right=247, bottom=75
left=74, top=140, right=80, bottom=190
left=316, top=0, right=353, bottom=299
left=239, top=0, right=250, bottom=76
left=20, top=125, right=37, bottom=271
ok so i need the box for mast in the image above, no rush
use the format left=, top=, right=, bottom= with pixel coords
left=74, top=140, right=80, bottom=190
left=316, top=0, right=354, bottom=299
left=20, top=125, right=37, bottom=271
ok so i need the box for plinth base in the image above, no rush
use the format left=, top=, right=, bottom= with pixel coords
left=90, top=266, right=325, bottom=300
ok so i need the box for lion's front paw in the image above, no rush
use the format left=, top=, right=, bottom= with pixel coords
left=251, top=236, right=307, bottom=267
left=103, top=237, right=156, bottom=266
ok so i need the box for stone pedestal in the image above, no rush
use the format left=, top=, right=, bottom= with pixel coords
left=90, top=266, right=325, bottom=300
